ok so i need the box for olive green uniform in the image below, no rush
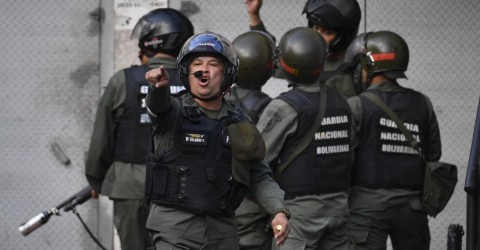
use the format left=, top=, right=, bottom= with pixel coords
left=85, top=57, right=176, bottom=250
left=145, top=87, right=286, bottom=249
left=346, top=80, right=441, bottom=250
left=257, top=83, right=352, bottom=250
left=325, top=73, right=358, bottom=99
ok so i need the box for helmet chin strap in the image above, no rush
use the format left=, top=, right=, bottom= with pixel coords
left=364, top=72, right=373, bottom=88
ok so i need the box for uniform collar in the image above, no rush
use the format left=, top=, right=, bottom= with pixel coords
left=182, top=93, right=239, bottom=119
left=147, top=57, right=177, bottom=69
left=367, top=79, right=403, bottom=92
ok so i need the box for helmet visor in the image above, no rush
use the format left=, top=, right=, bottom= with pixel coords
left=188, top=34, right=225, bottom=54
left=130, top=18, right=148, bottom=40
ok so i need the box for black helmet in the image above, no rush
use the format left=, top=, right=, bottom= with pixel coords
left=362, top=31, right=409, bottom=79
left=177, top=32, right=239, bottom=93
left=340, top=33, right=367, bottom=93
left=131, top=8, right=194, bottom=57
left=278, top=27, right=327, bottom=84
left=343, top=33, right=367, bottom=65
left=302, top=0, right=361, bottom=53
left=232, top=31, right=275, bottom=88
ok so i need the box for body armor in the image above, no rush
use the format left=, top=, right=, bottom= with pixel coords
left=352, top=88, right=428, bottom=190
left=145, top=102, right=247, bottom=216
left=274, top=87, right=353, bottom=198
left=112, top=65, right=152, bottom=163
left=230, top=88, right=272, bottom=124
left=112, top=65, right=183, bottom=163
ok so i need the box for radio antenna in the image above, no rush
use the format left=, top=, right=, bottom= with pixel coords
left=364, top=0, right=367, bottom=33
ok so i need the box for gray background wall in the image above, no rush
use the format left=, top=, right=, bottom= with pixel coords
left=0, top=0, right=478, bottom=249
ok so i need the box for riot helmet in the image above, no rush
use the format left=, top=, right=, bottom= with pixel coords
left=343, top=33, right=367, bottom=65
left=278, top=27, right=327, bottom=84
left=302, top=0, right=361, bottom=53
left=362, top=31, right=409, bottom=79
left=232, top=31, right=275, bottom=88
left=131, top=8, right=194, bottom=57
left=177, top=32, right=239, bottom=94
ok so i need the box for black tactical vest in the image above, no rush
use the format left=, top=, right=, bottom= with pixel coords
left=111, top=65, right=182, bottom=164
left=352, top=88, right=428, bottom=190
left=145, top=103, right=248, bottom=216
left=274, top=87, right=353, bottom=198
left=112, top=65, right=152, bottom=163
left=230, top=88, right=272, bottom=124
left=166, top=65, right=184, bottom=96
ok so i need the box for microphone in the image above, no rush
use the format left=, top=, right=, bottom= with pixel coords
left=192, top=70, right=206, bottom=79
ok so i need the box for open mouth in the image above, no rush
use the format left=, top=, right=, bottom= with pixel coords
left=198, top=76, right=209, bottom=86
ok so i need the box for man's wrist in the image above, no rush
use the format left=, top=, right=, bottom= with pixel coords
left=272, top=206, right=291, bottom=220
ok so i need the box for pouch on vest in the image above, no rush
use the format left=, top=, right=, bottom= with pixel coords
left=421, top=161, right=458, bottom=217
left=145, top=159, right=168, bottom=203
left=228, top=121, right=266, bottom=185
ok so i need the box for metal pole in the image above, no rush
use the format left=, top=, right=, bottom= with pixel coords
left=465, top=98, right=480, bottom=250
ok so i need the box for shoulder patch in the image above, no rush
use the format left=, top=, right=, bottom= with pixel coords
left=263, top=110, right=282, bottom=132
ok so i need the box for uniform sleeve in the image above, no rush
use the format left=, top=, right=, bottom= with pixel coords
left=146, top=84, right=172, bottom=118
left=146, top=85, right=180, bottom=156
left=423, top=95, right=442, bottom=161
left=347, top=96, right=363, bottom=149
left=248, top=159, right=286, bottom=214
left=256, top=99, right=298, bottom=164
left=85, top=70, right=126, bottom=193
left=250, top=21, right=276, bottom=44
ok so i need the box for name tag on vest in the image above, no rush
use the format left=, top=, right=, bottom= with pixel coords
left=183, top=133, right=207, bottom=145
